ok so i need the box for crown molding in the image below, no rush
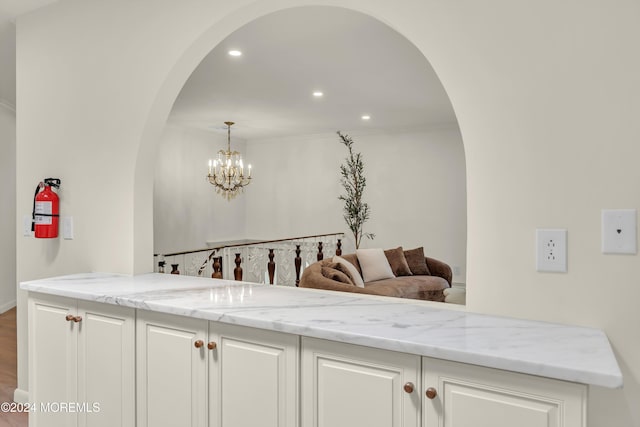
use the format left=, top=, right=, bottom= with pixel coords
left=0, top=98, right=16, bottom=113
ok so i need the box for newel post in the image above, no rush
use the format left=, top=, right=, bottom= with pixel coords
left=295, top=245, right=302, bottom=287
left=267, top=249, right=276, bottom=285
left=212, top=256, right=223, bottom=279
left=234, top=253, right=243, bottom=281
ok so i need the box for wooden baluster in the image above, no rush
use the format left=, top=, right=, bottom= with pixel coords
left=234, top=253, right=243, bottom=281
left=317, top=242, right=323, bottom=261
left=267, top=249, right=276, bottom=285
left=211, top=256, right=222, bottom=279
left=295, top=245, right=302, bottom=287
left=170, top=264, right=180, bottom=275
left=336, top=239, right=342, bottom=256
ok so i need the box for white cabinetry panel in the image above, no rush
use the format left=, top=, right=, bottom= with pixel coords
left=136, top=310, right=208, bottom=427
left=77, top=301, right=135, bottom=427
left=423, top=357, right=587, bottom=427
left=28, top=295, right=134, bottom=427
left=29, top=295, right=77, bottom=427
left=302, top=337, right=420, bottom=427
left=209, top=323, right=299, bottom=427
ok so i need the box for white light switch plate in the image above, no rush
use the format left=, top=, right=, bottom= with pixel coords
left=23, top=215, right=32, bottom=237
left=536, top=229, right=567, bottom=273
left=62, top=216, right=74, bottom=240
left=602, top=209, right=636, bottom=254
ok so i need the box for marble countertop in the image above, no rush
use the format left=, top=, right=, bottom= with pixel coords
left=21, top=272, right=622, bottom=388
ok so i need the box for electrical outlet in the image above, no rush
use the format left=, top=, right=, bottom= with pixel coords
left=536, top=229, right=567, bottom=273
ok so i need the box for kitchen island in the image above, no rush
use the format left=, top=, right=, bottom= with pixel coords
left=22, top=272, right=622, bottom=427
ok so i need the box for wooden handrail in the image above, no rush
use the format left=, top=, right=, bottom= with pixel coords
left=154, top=232, right=344, bottom=259
left=156, top=232, right=344, bottom=286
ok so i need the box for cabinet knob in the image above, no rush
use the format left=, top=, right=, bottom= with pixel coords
left=403, top=382, right=415, bottom=394
left=425, top=387, right=438, bottom=400
left=65, top=314, right=75, bottom=322
left=194, top=340, right=204, bottom=348
left=73, top=316, right=82, bottom=323
left=207, top=341, right=217, bottom=350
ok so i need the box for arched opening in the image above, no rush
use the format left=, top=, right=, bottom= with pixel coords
left=136, top=3, right=467, bottom=299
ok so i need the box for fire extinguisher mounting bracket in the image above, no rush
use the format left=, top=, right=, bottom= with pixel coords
left=44, top=178, right=61, bottom=188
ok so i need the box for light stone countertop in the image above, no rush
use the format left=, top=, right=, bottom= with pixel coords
left=21, top=272, right=623, bottom=389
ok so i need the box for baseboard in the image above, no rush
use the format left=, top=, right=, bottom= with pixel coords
left=0, top=299, right=16, bottom=314
left=13, top=388, right=29, bottom=404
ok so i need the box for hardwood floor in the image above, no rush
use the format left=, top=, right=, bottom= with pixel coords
left=0, top=308, right=28, bottom=427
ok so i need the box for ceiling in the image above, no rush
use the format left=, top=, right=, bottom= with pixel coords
left=168, top=6, right=458, bottom=140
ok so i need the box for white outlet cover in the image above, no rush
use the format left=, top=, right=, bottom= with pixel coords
left=602, top=209, right=636, bottom=254
left=536, top=229, right=567, bottom=273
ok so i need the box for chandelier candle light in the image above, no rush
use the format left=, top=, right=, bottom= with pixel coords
left=207, top=121, right=252, bottom=200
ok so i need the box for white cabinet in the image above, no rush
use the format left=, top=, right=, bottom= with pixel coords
left=209, top=322, right=299, bottom=427
left=302, top=337, right=421, bottom=427
left=136, top=310, right=208, bottom=427
left=28, top=294, right=135, bottom=427
left=422, top=357, right=587, bottom=427
left=29, top=295, right=589, bottom=427
left=301, top=338, right=587, bottom=427
left=136, top=310, right=299, bottom=427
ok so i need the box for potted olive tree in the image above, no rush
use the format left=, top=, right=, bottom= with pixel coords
left=337, top=131, right=375, bottom=249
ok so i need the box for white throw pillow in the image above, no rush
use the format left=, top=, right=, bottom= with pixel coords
left=333, top=256, right=365, bottom=288
left=356, top=248, right=395, bottom=283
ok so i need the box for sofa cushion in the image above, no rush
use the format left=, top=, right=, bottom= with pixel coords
left=404, top=247, right=431, bottom=275
left=339, top=253, right=362, bottom=277
left=356, top=248, right=395, bottom=282
left=365, top=275, right=448, bottom=301
left=333, top=256, right=365, bottom=288
left=384, top=247, right=413, bottom=276
left=321, top=265, right=354, bottom=286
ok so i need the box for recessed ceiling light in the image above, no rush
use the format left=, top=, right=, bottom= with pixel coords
left=313, top=91, right=323, bottom=97
left=361, top=115, right=371, bottom=120
left=228, top=50, right=242, bottom=57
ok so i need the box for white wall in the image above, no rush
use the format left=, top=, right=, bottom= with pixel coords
left=244, top=128, right=467, bottom=279
left=154, top=124, right=246, bottom=254
left=0, top=21, right=16, bottom=107
left=0, top=103, right=16, bottom=313
left=14, top=1, right=640, bottom=425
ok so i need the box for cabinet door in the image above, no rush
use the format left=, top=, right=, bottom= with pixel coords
left=137, top=310, right=208, bottom=427
left=302, top=337, right=421, bottom=427
left=209, top=322, right=299, bottom=427
left=28, top=294, right=78, bottom=427
left=77, top=301, right=135, bottom=427
left=423, top=357, right=587, bottom=427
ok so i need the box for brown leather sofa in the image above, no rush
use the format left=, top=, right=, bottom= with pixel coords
left=299, top=249, right=452, bottom=302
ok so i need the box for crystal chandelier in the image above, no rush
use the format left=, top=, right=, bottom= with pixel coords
left=207, top=121, right=252, bottom=200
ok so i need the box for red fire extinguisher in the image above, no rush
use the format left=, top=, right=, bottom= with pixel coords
left=32, top=178, right=61, bottom=238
